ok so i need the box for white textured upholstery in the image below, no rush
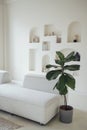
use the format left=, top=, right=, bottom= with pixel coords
left=23, top=74, right=58, bottom=94
left=0, top=85, right=59, bottom=124
left=0, top=70, right=11, bottom=84
left=0, top=86, right=58, bottom=107
left=0, top=72, right=59, bottom=124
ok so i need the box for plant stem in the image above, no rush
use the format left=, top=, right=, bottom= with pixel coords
left=64, top=95, right=67, bottom=106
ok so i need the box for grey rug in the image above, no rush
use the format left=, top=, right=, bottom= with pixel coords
left=0, top=117, right=22, bottom=130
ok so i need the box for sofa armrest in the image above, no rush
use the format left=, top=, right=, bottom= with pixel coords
left=0, top=70, right=11, bottom=84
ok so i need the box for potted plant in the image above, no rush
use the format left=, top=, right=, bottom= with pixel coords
left=46, top=51, right=80, bottom=123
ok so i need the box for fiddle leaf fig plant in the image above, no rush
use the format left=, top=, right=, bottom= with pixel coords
left=46, top=51, right=80, bottom=107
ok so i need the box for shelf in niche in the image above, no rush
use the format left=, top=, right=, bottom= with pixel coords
left=67, top=42, right=80, bottom=44
left=42, top=51, right=50, bottom=54
left=55, top=42, right=81, bottom=49
left=44, top=36, right=62, bottom=44
left=28, top=43, right=41, bottom=49
left=67, top=42, right=80, bottom=47
left=43, top=35, right=56, bottom=42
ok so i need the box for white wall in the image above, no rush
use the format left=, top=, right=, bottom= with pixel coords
left=4, top=0, right=87, bottom=111
left=0, top=1, right=4, bottom=69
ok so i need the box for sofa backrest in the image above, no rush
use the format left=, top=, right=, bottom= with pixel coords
left=0, top=70, right=11, bottom=84
left=23, top=74, right=58, bottom=94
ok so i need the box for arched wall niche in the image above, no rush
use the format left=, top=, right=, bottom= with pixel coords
left=67, top=21, right=81, bottom=43
left=42, top=55, right=50, bottom=72
left=29, top=27, right=40, bottom=43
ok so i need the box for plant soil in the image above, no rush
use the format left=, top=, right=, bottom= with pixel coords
left=60, top=105, right=73, bottom=111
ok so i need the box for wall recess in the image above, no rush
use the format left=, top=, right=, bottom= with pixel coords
left=27, top=22, right=81, bottom=76
left=42, top=55, right=50, bottom=72
left=29, top=27, right=40, bottom=43
left=67, top=21, right=81, bottom=43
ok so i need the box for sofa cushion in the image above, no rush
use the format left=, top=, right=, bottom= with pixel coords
left=0, top=85, right=58, bottom=107
left=23, top=74, right=58, bottom=94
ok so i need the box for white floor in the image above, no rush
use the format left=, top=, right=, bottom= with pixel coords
left=0, top=109, right=87, bottom=130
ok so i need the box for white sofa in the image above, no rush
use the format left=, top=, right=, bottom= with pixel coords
left=0, top=71, right=59, bottom=124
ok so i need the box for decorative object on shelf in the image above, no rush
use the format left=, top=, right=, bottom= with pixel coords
left=56, top=32, right=61, bottom=43
left=33, top=36, right=39, bottom=43
left=73, top=34, right=79, bottom=42
left=42, top=42, right=49, bottom=50
left=46, top=51, right=80, bottom=123
left=57, top=34, right=61, bottom=43
left=52, top=32, right=55, bottom=36
left=44, top=24, right=58, bottom=37
left=33, top=38, right=36, bottom=42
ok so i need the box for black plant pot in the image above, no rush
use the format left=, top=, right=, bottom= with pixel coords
left=59, top=105, right=73, bottom=123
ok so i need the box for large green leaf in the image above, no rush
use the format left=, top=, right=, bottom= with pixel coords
left=65, top=73, right=75, bottom=90
left=55, top=59, right=64, bottom=66
left=65, top=51, right=75, bottom=62
left=65, top=51, right=80, bottom=62
left=45, top=51, right=80, bottom=98
left=46, top=64, right=58, bottom=69
left=46, top=70, right=62, bottom=80
left=64, top=65, right=80, bottom=71
left=73, top=52, right=80, bottom=61
left=53, top=74, right=68, bottom=95
left=59, top=85, right=68, bottom=95
left=56, top=51, right=65, bottom=61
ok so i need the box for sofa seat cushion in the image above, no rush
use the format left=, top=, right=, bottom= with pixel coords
left=0, top=85, right=58, bottom=107
left=0, top=82, right=22, bottom=88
